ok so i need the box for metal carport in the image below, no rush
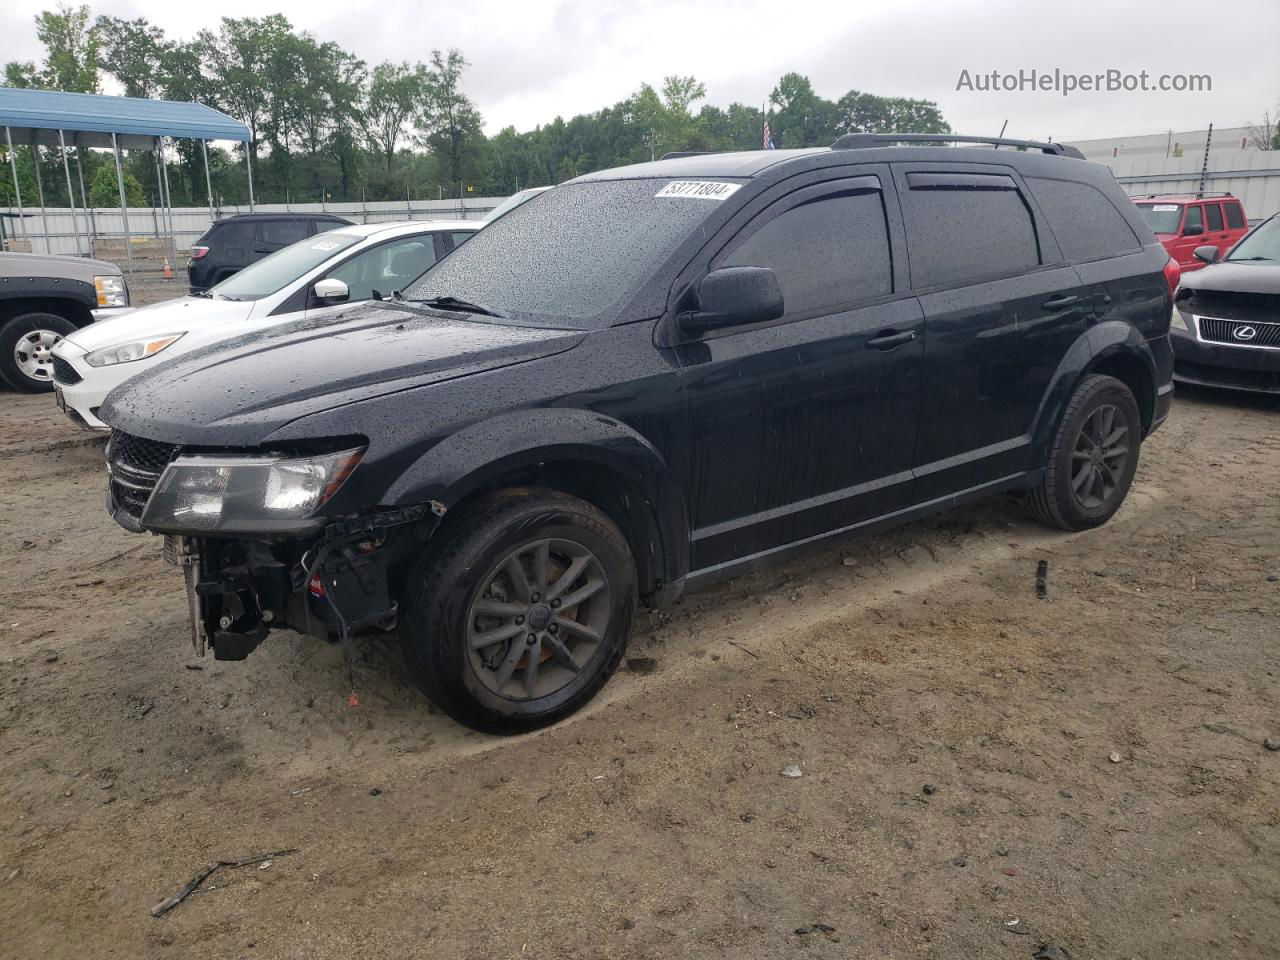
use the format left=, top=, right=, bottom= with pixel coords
left=0, top=87, right=251, bottom=271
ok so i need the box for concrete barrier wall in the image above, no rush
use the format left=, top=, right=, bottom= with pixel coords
left=1, top=197, right=503, bottom=257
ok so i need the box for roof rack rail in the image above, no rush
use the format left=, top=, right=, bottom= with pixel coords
left=659, top=151, right=716, bottom=160
left=831, top=133, right=1086, bottom=160
left=1129, top=191, right=1235, bottom=200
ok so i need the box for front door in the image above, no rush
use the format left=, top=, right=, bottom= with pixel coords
left=675, top=170, right=924, bottom=573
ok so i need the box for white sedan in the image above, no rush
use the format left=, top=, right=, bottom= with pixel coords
left=51, top=219, right=478, bottom=430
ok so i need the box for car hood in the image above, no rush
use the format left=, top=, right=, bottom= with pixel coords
left=66, top=296, right=256, bottom=351
left=1178, top=261, right=1280, bottom=296
left=1, top=250, right=119, bottom=279
left=98, top=301, right=585, bottom=447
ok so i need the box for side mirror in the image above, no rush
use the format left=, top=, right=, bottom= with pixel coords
left=681, top=266, right=784, bottom=334
left=1182, top=223, right=1204, bottom=237
left=313, top=278, right=349, bottom=302
left=1193, top=244, right=1219, bottom=264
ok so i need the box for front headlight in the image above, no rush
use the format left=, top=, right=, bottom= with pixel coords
left=94, top=275, right=129, bottom=308
left=1170, top=305, right=1189, bottom=332
left=84, top=333, right=184, bottom=367
left=141, top=447, right=365, bottom=535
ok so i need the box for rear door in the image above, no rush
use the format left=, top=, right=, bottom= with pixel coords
left=1223, top=200, right=1249, bottom=251
left=894, top=163, right=1082, bottom=500
left=212, top=220, right=255, bottom=276
left=676, top=168, right=924, bottom=571
left=253, top=218, right=309, bottom=264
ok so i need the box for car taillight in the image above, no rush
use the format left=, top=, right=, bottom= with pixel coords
left=1162, top=256, right=1180, bottom=299
left=189, top=246, right=209, bottom=260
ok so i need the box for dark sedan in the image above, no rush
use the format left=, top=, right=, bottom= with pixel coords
left=1172, top=214, right=1280, bottom=394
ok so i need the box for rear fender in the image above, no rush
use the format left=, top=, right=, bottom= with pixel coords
left=1030, top=321, right=1159, bottom=463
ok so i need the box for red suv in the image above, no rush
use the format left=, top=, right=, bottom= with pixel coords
left=1132, top=194, right=1249, bottom=272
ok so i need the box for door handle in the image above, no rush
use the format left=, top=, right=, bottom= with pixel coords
left=1042, top=295, right=1080, bottom=310
left=866, top=330, right=917, bottom=350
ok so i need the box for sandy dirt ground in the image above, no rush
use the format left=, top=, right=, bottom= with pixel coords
left=1, top=385, right=1278, bottom=960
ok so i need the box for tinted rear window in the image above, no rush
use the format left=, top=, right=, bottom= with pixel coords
left=900, top=175, right=1039, bottom=287
left=213, top=221, right=254, bottom=248
left=1204, top=203, right=1224, bottom=232
left=1028, top=177, right=1141, bottom=262
left=259, top=220, right=308, bottom=245
left=1224, top=202, right=1246, bottom=229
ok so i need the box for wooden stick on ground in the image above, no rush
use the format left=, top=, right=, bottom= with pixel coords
left=151, top=848, right=299, bottom=917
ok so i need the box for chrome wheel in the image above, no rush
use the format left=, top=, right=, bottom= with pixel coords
left=465, top=538, right=611, bottom=701
left=13, top=328, right=62, bottom=384
left=1071, top=403, right=1129, bottom=509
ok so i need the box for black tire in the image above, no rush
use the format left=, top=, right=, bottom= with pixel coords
left=0, top=313, right=76, bottom=393
left=400, top=488, right=636, bottom=734
left=1029, top=374, right=1142, bottom=531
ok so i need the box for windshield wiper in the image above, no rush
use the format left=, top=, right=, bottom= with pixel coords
left=1230, top=256, right=1276, bottom=262
left=415, top=295, right=508, bottom=318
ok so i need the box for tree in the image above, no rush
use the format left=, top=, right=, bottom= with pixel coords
left=836, top=90, right=951, bottom=135
left=420, top=49, right=485, bottom=187
left=768, top=73, right=839, bottom=147
left=4, top=2, right=99, bottom=92
left=89, top=164, right=145, bottom=207
left=199, top=16, right=293, bottom=160
left=1247, top=100, right=1279, bottom=151
left=365, top=62, right=427, bottom=174
left=96, top=16, right=167, bottom=98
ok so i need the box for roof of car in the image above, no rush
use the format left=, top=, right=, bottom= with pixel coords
left=218, top=212, right=354, bottom=222
left=1130, top=195, right=1234, bottom=203
left=327, top=219, right=479, bottom=238
left=574, top=142, right=1098, bottom=184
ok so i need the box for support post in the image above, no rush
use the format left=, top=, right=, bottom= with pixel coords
left=157, top=138, right=178, bottom=262
left=74, top=136, right=94, bottom=249
left=31, top=141, right=50, bottom=254
left=200, top=139, right=215, bottom=220
left=244, top=141, right=255, bottom=211
left=58, top=130, right=83, bottom=256
left=4, top=126, right=27, bottom=248
left=111, top=132, right=135, bottom=275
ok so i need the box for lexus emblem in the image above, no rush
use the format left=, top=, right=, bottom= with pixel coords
left=1233, top=325, right=1257, bottom=341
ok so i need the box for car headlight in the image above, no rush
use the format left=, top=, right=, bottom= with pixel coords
left=84, top=333, right=184, bottom=367
left=94, top=275, right=129, bottom=308
left=1170, top=305, right=1189, bottom=332
left=141, top=447, right=365, bottom=535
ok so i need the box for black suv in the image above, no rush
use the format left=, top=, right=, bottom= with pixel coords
left=187, top=212, right=353, bottom=293
left=100, top=135, right=1176, bottom=733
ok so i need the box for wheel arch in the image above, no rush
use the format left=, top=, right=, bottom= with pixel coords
left=1030, top=322, right=1160, bottom=463
left=0, top=295, right=94, bottom=329
left=381, top=409, right=690, bottom=604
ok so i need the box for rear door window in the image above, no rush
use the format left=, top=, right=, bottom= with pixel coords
left=1224, top=202, right=1246, bottom=229
left=1204, top=203, right=1224, bottom=232
left=1026, top=177, right=1141, bottom=262
left=214, top=221, right=254, bottom=259
left=258, top=219, right=308, bottom=246
left=899, top=172, right=1040, bottom=288
left=1183, top=205, right=1203, bottom=234
left=718, top=182, right=892, bottom=316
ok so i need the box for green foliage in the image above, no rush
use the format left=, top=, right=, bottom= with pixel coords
left=89, top=163, right=145, bottom=207
left=5, top=4, right=952, bottom=204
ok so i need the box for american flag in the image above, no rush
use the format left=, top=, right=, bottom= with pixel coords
left=762, top=119, right=775, bottom=150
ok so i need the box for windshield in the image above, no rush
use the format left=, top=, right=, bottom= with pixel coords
left=406, top=178, right=739, bottom=326
left=209, top=232, right=363, bottom=301
left=485, top=187, right=550, bottom=222
left=1135, top=203, right=1182, bottom=234
left=1225, top=216, right=1279, bottom=262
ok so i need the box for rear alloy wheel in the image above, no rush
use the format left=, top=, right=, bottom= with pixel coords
left=0, top=313, right=77, bottom=393
left=1029, top=374, right=1142, bottom=531
left=401, top=489, right=635, bottom=733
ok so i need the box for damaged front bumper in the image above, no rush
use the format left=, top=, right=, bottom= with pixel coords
left=164, top=504, right=440, bottom=661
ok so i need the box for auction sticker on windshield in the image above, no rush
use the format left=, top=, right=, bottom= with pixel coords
left=656, top=181, right=741, bottom=200
left=1152, top=204, right=1179, bottom=212
left=312, top=240, right=340, bottom=251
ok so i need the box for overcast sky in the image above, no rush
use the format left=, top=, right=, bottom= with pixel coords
left=2, top=0, right=1277, bottom=142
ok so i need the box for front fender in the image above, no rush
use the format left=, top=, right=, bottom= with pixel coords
left=382, top=407, right=690, bottom=591
left=1030, top=321, right=1159, bottom=463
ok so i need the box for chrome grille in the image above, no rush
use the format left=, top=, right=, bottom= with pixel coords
left=1198, top=316, right=1280, bottom=349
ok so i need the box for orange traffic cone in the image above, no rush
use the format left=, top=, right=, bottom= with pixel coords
left=162, top=257, right=174, bottom=280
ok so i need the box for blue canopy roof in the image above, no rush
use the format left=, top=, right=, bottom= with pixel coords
left=0, top=87, right=249, bottom=150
